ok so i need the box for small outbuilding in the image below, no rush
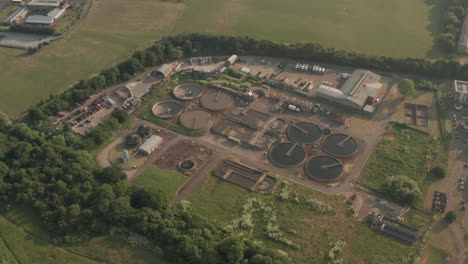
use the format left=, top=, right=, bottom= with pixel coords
left=154, top=64, right=173, bottom=79
left=226, top=54, right=238, bottom=66
left=138, top=135, right=163, bottom=155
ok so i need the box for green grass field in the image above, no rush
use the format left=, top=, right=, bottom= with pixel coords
left=187, top=175, right=412, bottom=263
left=0, top=217, right=95, bottom=264
left=134, top=167, right=187, bottom=199
left=0, top=0, right=443, bottom=117
left=359, top=123, right=440, bottom=191
left=0, top=206, right=171, bottom=264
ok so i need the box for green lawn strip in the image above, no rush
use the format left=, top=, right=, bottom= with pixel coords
left=359, top=123, right=439, bottom=192
left=0, top=217, right=95, bottom=264
left=187, top=174, right=412, bottom=263
left=64, top=235, right=171, bottom=264
left=134, top=167, right=188, bottom=200
left=427, top=246, right=448, bottom=264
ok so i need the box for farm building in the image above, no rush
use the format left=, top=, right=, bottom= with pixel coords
left=4, top=6, right=28, bottom=24
left=138, top=135, right=163, bottom=155
left=316, top=70, right=384, bottom=111
left=25, top=15, right=54, bottom=25
left=47, top=8, right=65, bottom=19
left=27, top=0, right=62, bottom=12
left=154, top=64, right=173, bottom=79
left=454, top=80, right=468, bottom=108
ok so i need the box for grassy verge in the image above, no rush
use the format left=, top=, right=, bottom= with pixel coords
left=134, top=78, right=206, bottom=137
left=187, top=174, right=412, bottom=263
left=359, top=123, right=440, bottom=192
left=1, top=206, right=171, bottom=264
left=54, top=1, right=88, bottom=35
left=0, top=217, right=95, bottom=264
left=134, top=167, right=188, bottom=199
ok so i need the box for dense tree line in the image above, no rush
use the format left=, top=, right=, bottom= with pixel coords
left=0, top=120, right=290, bottom=263
left=10, top=24, right=55, bottom=35
left=34, top=33, right=468, bottom=121
left=380, top=176, right=420, bottom=205
left=438, top=0, right=468, bottom=51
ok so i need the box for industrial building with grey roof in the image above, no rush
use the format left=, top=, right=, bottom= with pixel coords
left=316, top=70, right=384, bottom=111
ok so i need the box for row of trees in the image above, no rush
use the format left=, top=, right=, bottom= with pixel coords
left=10, top=24, right=55, bottom=35
left=34, top=33, right=468, bottom=122
left=438, top=0, right=468, bottom=51
left=0, top=119, right=290, bottom=263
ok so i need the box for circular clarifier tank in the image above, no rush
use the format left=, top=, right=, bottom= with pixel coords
left=173, top=83, right=205, bottom=100
left=305, top=156, right=343, bottom=182
left=322, top=134, right=358, bottom=158
left=152, top=100, right=184, bottom=119
left=269, top=142, right=307, bottom=168
left=179, top=109, right=214, bottom=130
left=200, top=91, right=233, bottom=111
left=287, top=122, right=322, bottom=144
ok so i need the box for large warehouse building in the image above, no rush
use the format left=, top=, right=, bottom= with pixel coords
left=316, top=70, right=384, bottom=112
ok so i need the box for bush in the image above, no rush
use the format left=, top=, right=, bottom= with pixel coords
left=380, top=176, right=420, bottom=205
left=398, top=79, right=416, bottom=97
left=430, top=166, right=446, bottom=179
left=445, top=211, right=456, bottom=224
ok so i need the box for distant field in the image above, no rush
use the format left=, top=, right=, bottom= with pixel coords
left=187, top=175, right=411, bottom=263
left=0, top=0, right=442, bottom=117
left=134, top=167, right=187, bottom=199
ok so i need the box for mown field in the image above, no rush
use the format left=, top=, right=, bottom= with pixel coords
left=0, top=0, right=442, bottom=117
left=134, top=167, right=187, bottom=200
left=186, top=174, right=412, bottom=263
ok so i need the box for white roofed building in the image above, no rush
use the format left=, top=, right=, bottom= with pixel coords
left=138, top=135, right=163, bottom=155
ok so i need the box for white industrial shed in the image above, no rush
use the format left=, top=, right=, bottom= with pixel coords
left=138, top=135, right=163, bottom=155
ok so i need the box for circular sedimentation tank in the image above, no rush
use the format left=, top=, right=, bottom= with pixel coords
left=200, top=91, right=233, bottom=111
left=152, top=100, right=184, bottom=119
left=173, top=83, right=205, bottom=100
left=179, top=109, right=214, bottom=130
left=305, top=156, right=343, bottom=182
left=322, top=134, right=358, bottom=158
left=179, top=159, right=195, bottom=171
left=269, top=142, right=307, bottom=168
left=287, top=122, right=322, bottom=144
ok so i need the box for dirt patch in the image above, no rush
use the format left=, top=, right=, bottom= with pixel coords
left=383, top=135, right=397, bottom=142
left=154, top=139, right=216, bottom=172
